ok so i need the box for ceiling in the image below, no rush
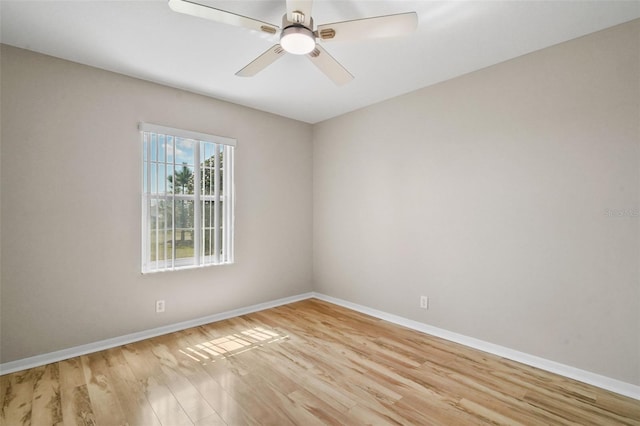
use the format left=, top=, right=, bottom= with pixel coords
left=1, top=1, right=639, bottom=123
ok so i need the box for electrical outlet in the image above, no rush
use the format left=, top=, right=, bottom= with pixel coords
left=155, top=300, right=165, bottom=313
left=420, top=296, right=429, bottom=310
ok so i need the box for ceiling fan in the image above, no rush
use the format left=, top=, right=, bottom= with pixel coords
left=168, top=0, right=418, bottom=85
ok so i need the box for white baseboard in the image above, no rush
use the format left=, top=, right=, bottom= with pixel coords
left=311, top=292, right=640, bottom=400
left=2, top=290, right=638, bottom=400
left=0, top=292, right=314, bottom=376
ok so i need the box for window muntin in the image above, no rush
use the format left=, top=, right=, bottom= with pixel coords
left=141, top=123, right=235, bottom=273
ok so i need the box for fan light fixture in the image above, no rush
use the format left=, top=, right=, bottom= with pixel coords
left=280, top=26, right=316, bottom=55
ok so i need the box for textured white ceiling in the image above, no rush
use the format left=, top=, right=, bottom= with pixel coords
left=2, top=0, right=639, bottom=123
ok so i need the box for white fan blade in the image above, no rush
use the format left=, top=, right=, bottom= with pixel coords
left=307, top=46, right=353, bottom=86
left=169, top=0, right=279, bottom=35
left=286, top=0, right=314, bottom=27
left=316, top=12, right=417, bottom=42
left=236, top=45, right=286, bottom=77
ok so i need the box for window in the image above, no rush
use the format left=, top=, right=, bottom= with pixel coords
left=140, top=123, right=235, bottom=273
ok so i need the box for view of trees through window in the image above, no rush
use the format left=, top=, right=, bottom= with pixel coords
left=142, top=125, right=234, bottom=273
left=149, top=152, right=225, bottom=261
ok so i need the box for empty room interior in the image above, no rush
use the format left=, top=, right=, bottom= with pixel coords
left=1, top=0, right=639, bottom=424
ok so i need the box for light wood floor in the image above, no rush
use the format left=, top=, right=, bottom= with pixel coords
left=1, top=299, right=639, bottom=425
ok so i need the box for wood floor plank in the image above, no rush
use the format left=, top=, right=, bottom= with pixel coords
left=2, top=298, right=639, bottom=425
left=58, top=358, right=87, bottom=391
left=173, top=327, right=263, bottom=425
left=346, top=403, right=406, bottom=426
left=287, top=388, right=354, bottom=425
left=0, top=373, right=10, bottom=420
left=237, top=373, right=326, bottom=426
left=59, top=384, right=96, bottom=426
left=120, top=341, right=193, bottom=426
left=1, top=367, right=45, bottom=426
left=146, top=375, right=195, bottom=426
left=80, top=352, right=129, bottom=426
left=30, top=363, right=63, bottom=426
left=102, top=348, right=162, bottom=426
left=255, top=343, right=358, bottom=413
left=193, top=412, right=226, bottom=426
left=186, top=368, right=259, bottom=426
left=148, top=341, right=219, bottom=423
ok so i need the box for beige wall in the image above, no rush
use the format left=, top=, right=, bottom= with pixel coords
left=313, top=20, right=640, bottom=385
left=0, top=45, right=313, bottom=363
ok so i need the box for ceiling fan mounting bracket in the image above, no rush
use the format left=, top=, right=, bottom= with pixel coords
left=281, top=13, right=313, bottom=31
left=291, top=10, right=306, bottom=24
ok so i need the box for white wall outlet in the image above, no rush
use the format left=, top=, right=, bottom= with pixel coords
left=155, top=300, right=165, bottom=313
left=420, top=296, right=429, bottom=310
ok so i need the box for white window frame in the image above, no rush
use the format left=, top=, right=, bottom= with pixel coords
left=140, top=123, right=235, bottom=273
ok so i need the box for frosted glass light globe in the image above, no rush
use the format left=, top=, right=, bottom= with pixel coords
left=280, top=26, right=316, bottom=55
